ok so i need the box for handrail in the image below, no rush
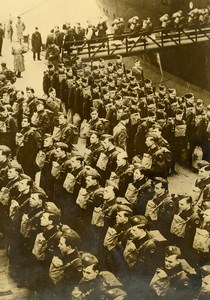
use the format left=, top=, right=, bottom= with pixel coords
left=61, top=24, right=210, bottom=61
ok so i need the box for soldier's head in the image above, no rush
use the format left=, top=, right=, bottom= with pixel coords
left=43, top=134, right=54, bottom=148
left=26, top=87, right=35, bottom=99
left=40, top=210, right=60, bottom=228
left=58, top=236, right=74, bottom=255
left=36, top=100, right=45, bottom=112
left=128, top=225, right=147, bottom=240
left=103, top=185, right=116, bottom=201
left=54, top=142, right=68, bottom=158
left=18, top=178, right=33, bottom=193
left=7, top=164, right=22, bottom=180
left=90, top=131, right=100, bottom=145
left=175, top=109, right=184, bottom=121
left=90, top=108, right=98, bottom=120
left=21, top=117, right=30, bottom=128
left=107, top=62, right=114, bottom=72
left=116, top=152, right=128, bottom=167
left=158, top=85, right=166, bottom=95
left=48, top=87, right=56, bottom=98
left=154, top=179, right=168, bottom=196
left=81, top=253, right=99, bottom=282
left=198, top=164, right=210, bottom=179
left=116, top=210, right=130, bottom=225
left=70, top=155, right=83, bottom=170
left=58, top=113, right=67, bottom=126
left=164, top=254, right=179, bottom=270
left=85, top=174, right=99, bottom=188
left=29, top=193, right=45, bottom=208
left=101, top=134, right=114, bottom=150
left=178, top=196, right=192, bottom=212
left=145, top=135, right=156, bottom=149
left=0, top=145, right=11, bottom=163
left=133, top=167, right=144, bottom=181
left=16, top=90, right=24, bottom=100
left=168, top=88, right=176, bottom=99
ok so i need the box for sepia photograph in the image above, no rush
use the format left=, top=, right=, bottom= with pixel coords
left=0, top=0, right=210, bottom=299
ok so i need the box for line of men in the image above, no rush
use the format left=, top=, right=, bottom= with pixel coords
left=0, top=55, right=210, bottom=299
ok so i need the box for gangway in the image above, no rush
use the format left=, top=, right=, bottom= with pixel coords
left=61, top=26, right=210, bottom=63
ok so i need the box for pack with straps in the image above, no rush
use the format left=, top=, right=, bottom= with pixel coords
left=193, top=228, right=210, bottom=253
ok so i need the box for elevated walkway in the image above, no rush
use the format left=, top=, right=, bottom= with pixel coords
left=61, top=26, right=210, bottom=63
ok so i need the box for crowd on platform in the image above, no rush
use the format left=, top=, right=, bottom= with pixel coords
left=0, top=51, right=209, bottom=299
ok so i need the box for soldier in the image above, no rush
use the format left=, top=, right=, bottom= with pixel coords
left=170, top=196, right=201, bottom=266
left=16, top=117, right=42, bottom=180
left=144, top=135, right=172, bottom=179
left=72, top=252, right=127, bottom=300
left=99, top=134, right=119, bottom=181
left=31, top=99, right=52, bottom=135
left=150, top=250, right=199, bottom=299
left=84, top=131, right=104, bottom=169
left=111, top=152, right=133, bottom=197
left=113, top=109, right=130, bottom=152
left=49, top=233, right=83, bottom=299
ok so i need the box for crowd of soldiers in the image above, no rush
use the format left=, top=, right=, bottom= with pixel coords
left=0, top=52, right=210, bottom=299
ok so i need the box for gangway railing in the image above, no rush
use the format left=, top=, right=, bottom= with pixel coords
left=61, top=25, right=210, bottom=63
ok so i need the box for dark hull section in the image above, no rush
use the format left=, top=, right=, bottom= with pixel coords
left=160, top=41, right=210, bottom=91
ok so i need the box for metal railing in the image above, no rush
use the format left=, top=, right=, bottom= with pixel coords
left=61, top=25, right=210, bottom=62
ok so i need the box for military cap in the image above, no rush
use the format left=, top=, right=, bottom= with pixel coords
left=165, top=246, right=181, bottom=257
left=184, top=93, right=194, bottom=100
left=0, top=105, right=6, bottom=112
left=58, top=63, right=65, bottom=68
left=81, top=77, right=87, bottom=83
left=117, top=197, right=132, bottom=206
left=175, top=108, right=183, bottom=115
left=102, top=89, right=109, bottom=95
left=107, top=62, right=113, bottom=67
left=85, top=167, right=101, bottom=180
left=47, top=64, right=54, bottom=69
left=1, top=62, right=6, bottom=67
left=81, top=252, right=99, bottom=267
left=99, top=58, right=104, bottom=62
left=54, top=142, right=69, bottom=151
left=196, top=99, right=203, bottom=105
left=159, top=85, right=166, bottom=91
left=45, top=201, right=61, bottom=217
left=26, top=86, right=35, bottom=93
left=61, top=224, right=81, bottom=244
left=146, top=89, right=154, bottom=95
left=144, top=78, right=152, bottom=84
left=116, top=55, right=122, bottom=59
left=126, top=69, right=131, bottom=75
left=35, top=99, right=45, bottom=106
left=147, top=110, right=156, bottom=117
left=130, top=215, right=148, bottom=228
left=117, top=204, right=133, bottom=213
left=168, top=88, right=176, bottom=93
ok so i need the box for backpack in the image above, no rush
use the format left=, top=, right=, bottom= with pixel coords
left=193, top=228, right=210, bottom=253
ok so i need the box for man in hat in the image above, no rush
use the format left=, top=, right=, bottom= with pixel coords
left=47, top=42, right=60, bottom=70
left=72, top=252, right=127, bottom=300
left=31, top=99, right=52, bottom=135
left=43, top=64, right=59, bottom=97
left=31, top=27, right=42, bottom=61
left=144, top=135, right=172, bottom=179
left=16, top=16, right=25, bottom=44
left=85, top=131, right=103, bottom=169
